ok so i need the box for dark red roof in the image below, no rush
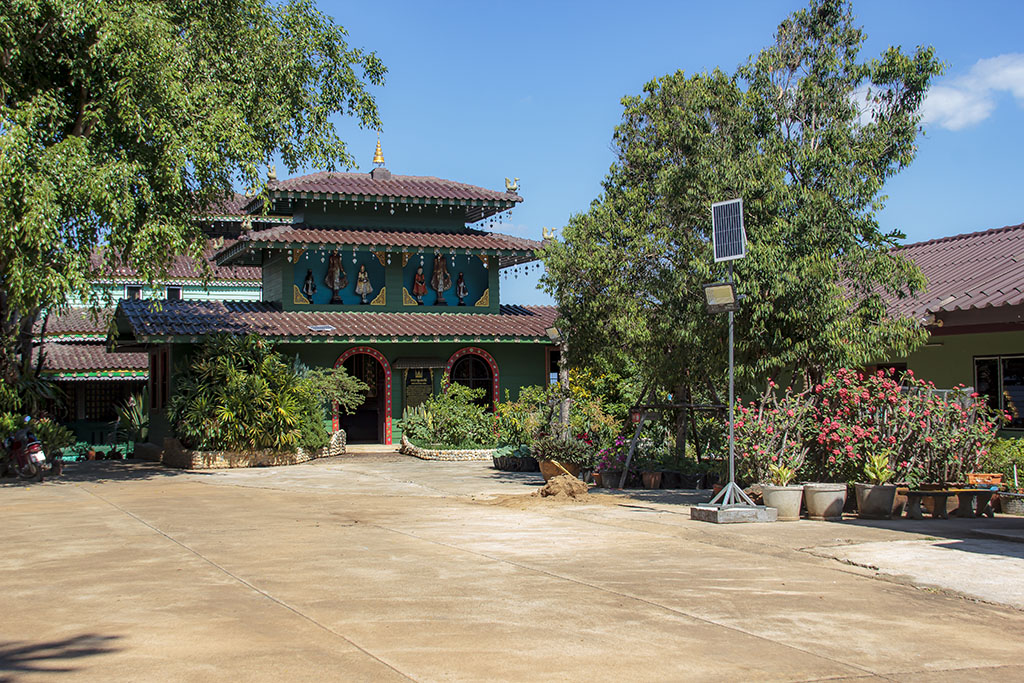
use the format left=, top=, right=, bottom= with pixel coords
left=206, top=192, right=250, bottom=216
left=267, top=171, right=522, bottom=204
left=91, top=240, right=261, bottom=283
left=892, top=222, right=1024, bottom=318
left=36, top=343, right=148, bottom=376
left=215, top=224, right=542, bottom=268
left=38, top=308, right=112, bottom=339
left=115, top=299, right=557, bottom=341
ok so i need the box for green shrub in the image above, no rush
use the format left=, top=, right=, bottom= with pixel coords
left=116, top=392, right=149, bottom=445
left=402, top=383, right=497, bottom=449
left=32, top=418, right=74, bottom=454
left=532, top=434, right=595, bottom=468
left=169, top=334, right=366, bottom=451
left=979, top=438, right=1024, bottom=489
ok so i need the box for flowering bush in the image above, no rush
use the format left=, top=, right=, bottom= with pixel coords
left=734, top=368, right=1005, bottom=485
left=595, top=436, right=632, bottom=473
left=733, top=383, right=817, bottom=485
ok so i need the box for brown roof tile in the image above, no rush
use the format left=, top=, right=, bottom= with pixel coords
left=215, top=224, right=542, bottom=267
left=268, top=171, right=522, bottom=204
left=36, top=343, right=148, bottom=376
left=892, top=222, right=1024, bottom=319
left=116, top=300, right=558, bottom=341
left=38, top=308, right=112, bottom=338
left=92, top=240, right=262, bottom=283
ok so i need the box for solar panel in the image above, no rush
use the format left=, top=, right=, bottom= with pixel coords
left=712, top=198, right=746, bottom=262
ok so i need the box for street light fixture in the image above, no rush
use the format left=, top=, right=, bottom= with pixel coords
left=545, top=326, right=562, bottom=344
left=703, top=282, right=739, bottom=314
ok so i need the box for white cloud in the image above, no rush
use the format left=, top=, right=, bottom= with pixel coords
left=922, top=53, right=1024, bottom=131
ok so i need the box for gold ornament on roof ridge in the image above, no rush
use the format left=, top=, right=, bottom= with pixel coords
left=373, top=132, right=385, bottom=167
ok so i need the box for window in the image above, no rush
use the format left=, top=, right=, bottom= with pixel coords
left=166, top=286, right=182, bottom=301
left=975, top=355, right=1024, bottom=427
left=547, top=348, right=562, bottom=386
left=451, top=355, right=494, bottom=409
left=125, top=284, right=143, bottom=300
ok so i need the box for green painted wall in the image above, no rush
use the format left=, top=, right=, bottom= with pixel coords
left=894, top=330, right=1024, bottom=389
left=261, top=253, right=287, bottom=304
left=69, top=282, right=261, bottom=305
left=297, top=200, right=475, bottom=232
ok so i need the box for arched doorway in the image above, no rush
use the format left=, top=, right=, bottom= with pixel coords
left=445, top=347, right=499, bottom=410
left=333, top=346, right=392, bottom=444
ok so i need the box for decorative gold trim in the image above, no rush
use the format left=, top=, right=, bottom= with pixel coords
left=292, top=248, right=305, bottom=262
left=293, top=285, right=310, bottom=305
left=403, top=287, right=417, bottom=306
left=474, top=288, right=489, bottom=307
left=402, top=253, right=411, bottom=267
left=375, top=251, right=387, bottom=266
left=371, top=287, right=386, bottom=306
left=478, top=254, right=489, bottom=265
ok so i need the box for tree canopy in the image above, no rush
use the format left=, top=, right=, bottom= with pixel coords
left=542, top=0, right=942, bottom=400
left=0, top=0, right=385, bottom=408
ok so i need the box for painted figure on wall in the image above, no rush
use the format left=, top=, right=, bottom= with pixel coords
left=412, top=265, right=427, bottom=304
left=355, top=263, right=373, bottom=304
left=456, top=272, right=468, bottom=306
left=301, top=269, right=317, bottom=300
left=431, top=255, right=452, bottom=305
left=325, top=251, right=348, bottom=304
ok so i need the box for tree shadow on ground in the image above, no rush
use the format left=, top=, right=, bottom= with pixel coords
left=0, top=634, right=121, bottom=681
left=0, top=459, right=191, bottom=487
left=839, top=514, right=1024, bottom=558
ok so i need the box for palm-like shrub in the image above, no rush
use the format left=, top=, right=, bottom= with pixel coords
left=169, top=335, right=366, bottom=451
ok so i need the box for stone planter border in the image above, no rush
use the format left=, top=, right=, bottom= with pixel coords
left=399, top=434, right=496, bottom=462
left=162, top=430, right=346, bottom=470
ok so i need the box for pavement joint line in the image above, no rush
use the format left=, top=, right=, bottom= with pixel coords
left=76, top=484, right=418, bottom=683
left=366, top=522, right=888, bottom=681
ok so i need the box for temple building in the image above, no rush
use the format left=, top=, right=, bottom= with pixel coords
left=110, top=149, right=557, bottom=445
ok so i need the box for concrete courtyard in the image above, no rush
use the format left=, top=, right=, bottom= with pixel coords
left=3, top=454, right=1024, bottom=681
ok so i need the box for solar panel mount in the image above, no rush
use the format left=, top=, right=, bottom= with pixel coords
left=712, top=198, right=746, bottom=263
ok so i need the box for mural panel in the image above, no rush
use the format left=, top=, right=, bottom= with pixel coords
left=403, top=252, right=488, bottom=307
left=293, top=249, right=385, bottom=306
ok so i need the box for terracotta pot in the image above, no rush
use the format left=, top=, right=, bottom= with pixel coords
left=593, top=472, right=603, bottom=488
left=538, top=460, right=581, bottom=482
left=762, top=485, right=804, bottom=521
left=641, top=471, right=662, bottom=489
left=855, top=483, right=898, bottom=519
left=803, top=483, right=847, bottom=521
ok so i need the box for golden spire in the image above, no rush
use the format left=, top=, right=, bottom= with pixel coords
left=373, top=131, right=385, bottom=167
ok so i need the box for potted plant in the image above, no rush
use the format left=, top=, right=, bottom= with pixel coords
left=855, top=451, right=897, bottom=518
left=533, top=434, right=592, bottom=482
left=762, top=463, right=804, bottom=521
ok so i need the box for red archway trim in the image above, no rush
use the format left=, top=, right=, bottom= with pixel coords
left=333, top=346, right=393, bottom=445
left=444, top=347, right=499, bottom=408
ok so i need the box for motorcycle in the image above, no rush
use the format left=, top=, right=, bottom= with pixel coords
left=3, top=416, right=62, bottom=482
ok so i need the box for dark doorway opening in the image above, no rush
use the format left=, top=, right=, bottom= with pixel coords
left=340, top=354, right=386, bottom=443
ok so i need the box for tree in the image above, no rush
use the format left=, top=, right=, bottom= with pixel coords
left=0, top=0, right=386, bottom=409
left=542, top=0, right=942, bottom=404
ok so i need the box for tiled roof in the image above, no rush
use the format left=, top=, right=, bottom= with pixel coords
left=267, top=171, right=522, bottom=204
left=892, top=222, right=1024, bottom=319
left=36, top=343, right=148, bottom=378
left=91, top=240, right=262, bottom=283
left=37, top=308, right=112, bottom=339
left=206, top=192, right=250, bottom=216
left=215, top=224, right=542, bottom=268
left=115, top=299, right=558, bottom=342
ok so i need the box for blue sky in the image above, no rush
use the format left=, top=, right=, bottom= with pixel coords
left=314, top=0, right=1024, bottom=306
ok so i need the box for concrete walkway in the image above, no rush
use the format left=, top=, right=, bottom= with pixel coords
left=2, top=455, right=1024, bottom=681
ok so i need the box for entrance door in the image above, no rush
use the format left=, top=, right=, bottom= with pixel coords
left=340, top=354, right=386, bottom=443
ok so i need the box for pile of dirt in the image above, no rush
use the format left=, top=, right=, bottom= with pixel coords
left=536, top=474, right=590, bottom=499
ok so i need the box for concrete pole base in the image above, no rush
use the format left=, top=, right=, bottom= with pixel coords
left=691, top=504, right=778, bottom=524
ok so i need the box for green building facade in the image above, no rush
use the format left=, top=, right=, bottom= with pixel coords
left=112, top=164, right=557, bottom=446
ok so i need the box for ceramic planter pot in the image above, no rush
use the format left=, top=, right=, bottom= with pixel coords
left=762, top=485, right=804, bottom=521
left=855, top=483, right=898, bottom=519
left=660, top=471, right=683, bottom=489
left=804, top=483, right=847, bottom=521
left=538, top=460, right=581, bottom=482
left=641, top=471, right=662, bottom=489
left=601, top=470, right=624, bottom=488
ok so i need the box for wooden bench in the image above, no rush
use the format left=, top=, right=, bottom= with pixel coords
left=904, top=489, right=995, bottom=520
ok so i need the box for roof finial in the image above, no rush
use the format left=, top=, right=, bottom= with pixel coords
left=373, top=131, right=385, bottom=167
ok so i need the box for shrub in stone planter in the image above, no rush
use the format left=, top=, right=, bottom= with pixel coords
left=403, top=383, right=497, bottom=449
left=856, top=452, right=897, bottom=519
left=169, top=334, right=366, bottom=452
